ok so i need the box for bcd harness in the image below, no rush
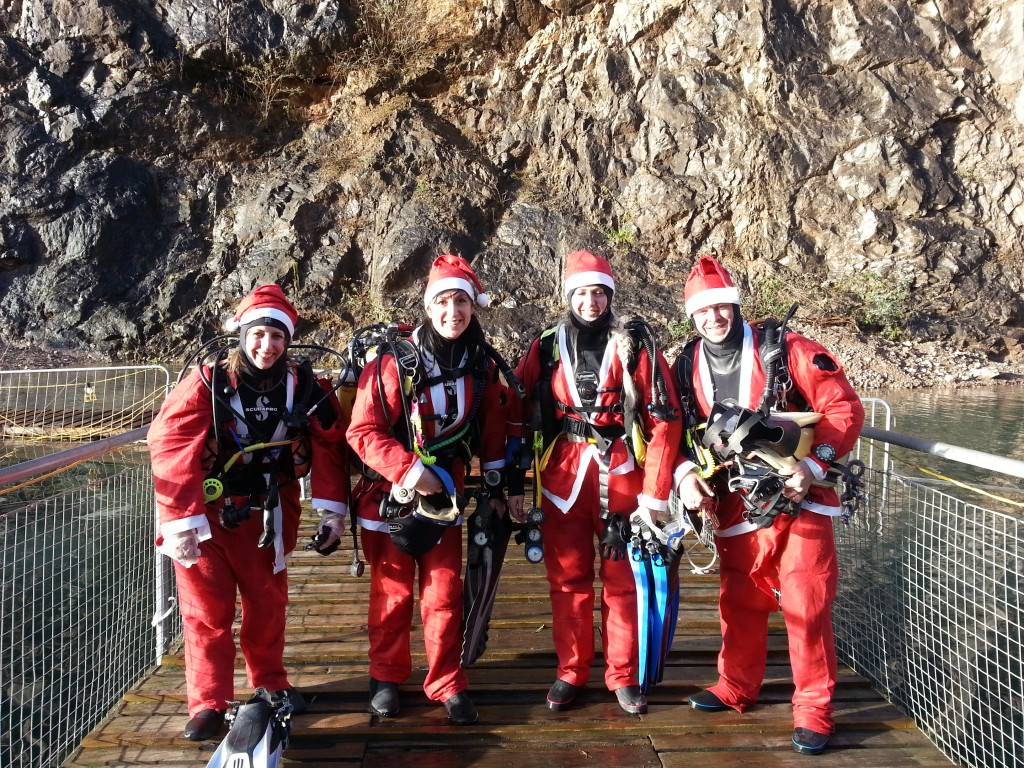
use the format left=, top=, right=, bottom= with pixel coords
left=530, top=318, right=677, bottom=467
left=179, top=336, right=345, bottom=550
left=518, top=318, right=679, bottom=565
left=674, top=304, right=865, bottom=528
left=343, top=322, right=523, bottom=558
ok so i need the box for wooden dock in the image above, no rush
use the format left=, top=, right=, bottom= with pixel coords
left=67, top=526, right=953, bottom=768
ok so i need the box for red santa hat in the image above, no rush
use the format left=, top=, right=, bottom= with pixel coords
left=225, top=284, right=298, bottom=338
left=684, top=255, right=741, bottom=316
left=423, top=254, right=490, bottom=308
left=563, top=250, right=615, bottom=300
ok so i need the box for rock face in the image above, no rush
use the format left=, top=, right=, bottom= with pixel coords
left=1, top=0, right=1023, bottom=376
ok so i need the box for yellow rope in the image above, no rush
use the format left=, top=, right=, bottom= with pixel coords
left=915, top=466, right=1024, bottom=509
left=0, top=455, right=96, bottom=494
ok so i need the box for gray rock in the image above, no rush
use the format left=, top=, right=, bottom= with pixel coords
left=0, top=0, right=1022, bottom=374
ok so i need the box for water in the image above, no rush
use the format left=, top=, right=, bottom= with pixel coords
left=871, top=386, right=1024, bottom=461
left=866, top=386, right=1024, bottom=503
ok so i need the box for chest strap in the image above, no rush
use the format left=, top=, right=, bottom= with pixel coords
left=557, top=400, right=624, bottom=416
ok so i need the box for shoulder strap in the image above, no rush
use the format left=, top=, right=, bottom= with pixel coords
left=532, top=323, right=561, bottom=449
left=673, top=337, right=700, bottom=421
left=208, top=363, right=242, bottom=433
left=756, top=303, right=798, bottom=413
left=538, top=324, right=560, bottom=377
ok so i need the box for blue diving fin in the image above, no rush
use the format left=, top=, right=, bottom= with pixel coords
left=630, top=513, right=683, bottom=692
left=649, top=549, right=669, bottom=688
left=629, top=541, right=653, bottom=691
left=206, top=688, right=291, bottom=768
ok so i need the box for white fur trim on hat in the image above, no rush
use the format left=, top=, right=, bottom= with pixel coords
left=685, top=286, right=741, bottom=317
left=565, top=270, right=615, bottom=298
left=229, top=306, right=296, bottom=336
left=424, top=277, right=489, bottom=308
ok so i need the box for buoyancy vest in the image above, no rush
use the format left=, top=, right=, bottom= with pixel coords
left=531, top=318, right=677, bottom=462
left=202, top=359, right=335, bottom=497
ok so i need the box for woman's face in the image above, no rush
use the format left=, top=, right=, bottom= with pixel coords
left=427, top=289, right=474, bottom=340
left=571, top=285, right=609, bottom=322
left=244, top=325, right=288, bottom=369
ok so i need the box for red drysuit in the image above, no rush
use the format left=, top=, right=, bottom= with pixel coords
left=345, top=333, right=508, bottom=702
left=512, top=321, right=681, bottom=690
left=148, top=363, right=348, bottom=716
left=673, top=323, right=864, bottom=734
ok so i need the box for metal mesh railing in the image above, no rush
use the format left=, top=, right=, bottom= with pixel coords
left=0, top=367, right=169, bottom=458
left=835, top=459, right=1023, bottom=768
left=0, top=446, right=178, bottom=768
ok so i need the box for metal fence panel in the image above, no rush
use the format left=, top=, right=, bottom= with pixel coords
left=835, top=468, right=1023, bottom=768
left=0, top=367, right=169, bottom=458
left=0, top=448, right=180, bottom=768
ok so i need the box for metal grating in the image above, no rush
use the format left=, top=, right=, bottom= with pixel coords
left=835, top=468, right=1023, bottom=768
left=0, top=449, right=179, bottom=768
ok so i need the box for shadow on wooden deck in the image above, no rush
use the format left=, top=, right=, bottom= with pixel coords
left=68, top=527, right=951, bottom=768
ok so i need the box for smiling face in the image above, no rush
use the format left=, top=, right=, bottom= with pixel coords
left=427, top=289, right=474, bottom=340
left=244, top=325, right=288, bottom=369
left=691, top=303, right=736, bottom=343
left=570, top=285, right=609, bottom=323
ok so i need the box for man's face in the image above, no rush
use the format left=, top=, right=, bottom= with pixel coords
left=691, top=303, right=735, bottom=343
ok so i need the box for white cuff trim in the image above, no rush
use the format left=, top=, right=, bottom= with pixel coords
left=672, top=461, right=698, bottom=493
left=801, top=457, right=827, bottom=481
left=400, top=459, right=426, bottom=490
left=160, top=514, right=212, bottom=542
left=312, top=499, right=347, bottom=515
left=639, top=493, right=668, bottom=512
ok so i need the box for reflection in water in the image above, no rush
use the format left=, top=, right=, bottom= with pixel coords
left=864, top=386, right=1024, bottom=502
left=870, top=386, right=1024, bottom=461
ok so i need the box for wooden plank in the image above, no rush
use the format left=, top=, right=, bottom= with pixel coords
left=65, top=520, right=955, bottom=768
left=361, top=742, right=661, bottom=768
left=654, top=727, right=947, bottom=751
left=660, top=749, right=955, bottom=767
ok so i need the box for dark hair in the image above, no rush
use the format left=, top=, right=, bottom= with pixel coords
left=225, top=347, right=292, bottom=386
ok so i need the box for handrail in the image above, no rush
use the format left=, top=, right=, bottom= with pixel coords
left=0, top=426, right=150, bottom=487
left=860, top=425, right=1024, bottom=480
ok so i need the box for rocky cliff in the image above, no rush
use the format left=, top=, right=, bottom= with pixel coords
left=2, top=0, right=1023, bottom=380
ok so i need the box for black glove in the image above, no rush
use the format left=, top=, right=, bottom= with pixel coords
left=599, top=513, right=630, bottom=561
left=306, top=511, right=346, bottom=556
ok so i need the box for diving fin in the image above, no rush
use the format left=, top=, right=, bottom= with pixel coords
left=649, top=549, right=669, bottom=688
left=656, top=546, right=683, bottom=686
left=629, top=542, right=652, bottom=691
left=629, top=517, right=682, bottom=692
left=461, top=490, right=513, bottom=667
left=206, top=688, right=291, bottom=768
